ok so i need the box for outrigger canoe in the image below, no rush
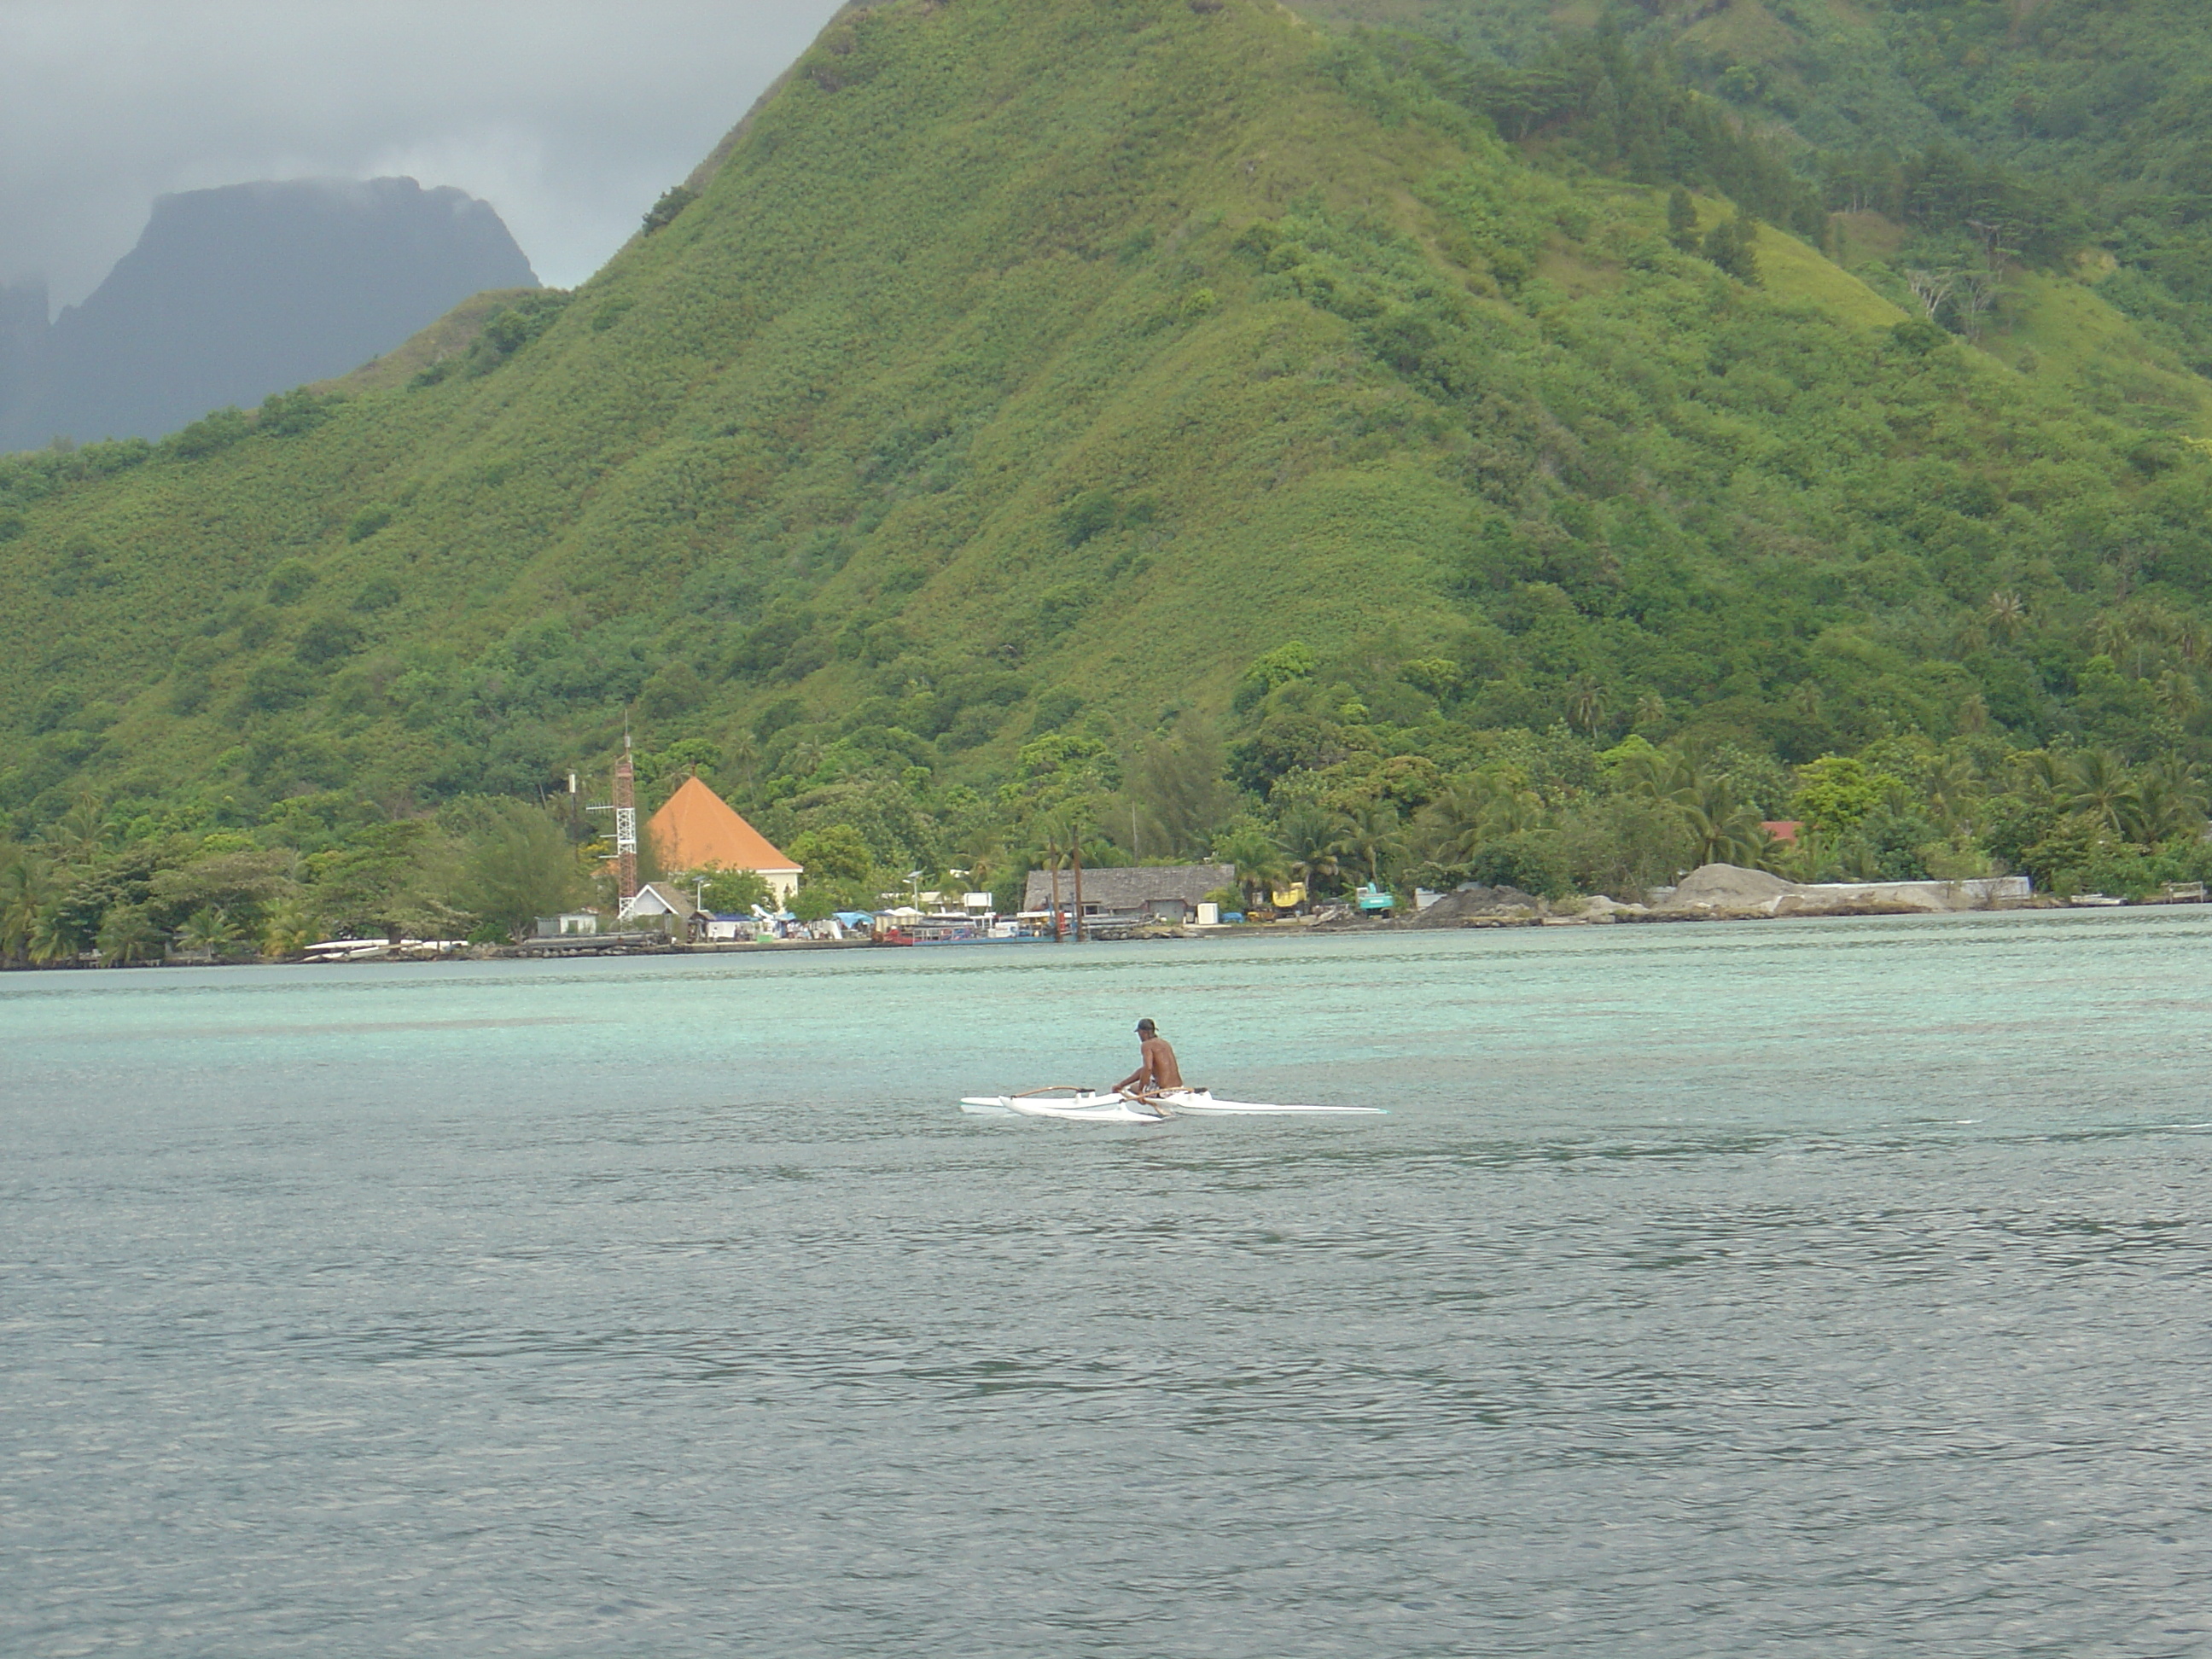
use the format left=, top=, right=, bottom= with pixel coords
left=958, top=1086, right=1384, bottom=1121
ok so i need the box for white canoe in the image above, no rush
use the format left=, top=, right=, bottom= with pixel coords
left=1156, top=1089, right=1383, bottom=1115
left=958, top=1088, right=1382, bottom=1120
left=959, top=1092, right=1165, bottom=1121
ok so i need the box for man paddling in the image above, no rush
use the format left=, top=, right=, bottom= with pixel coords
left=1114, top=1017, right=1184, bottom=1116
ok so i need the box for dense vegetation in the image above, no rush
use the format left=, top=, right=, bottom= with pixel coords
left=1303, top=0, right=2212, bottom=365
left=3, top=0, right=2211, bottom=962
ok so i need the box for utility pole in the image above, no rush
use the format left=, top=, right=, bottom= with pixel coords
left=1071, top=824, right=1085, bottom=944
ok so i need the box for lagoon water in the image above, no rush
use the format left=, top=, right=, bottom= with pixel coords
left=5, top=911, right=2211, bottom=1657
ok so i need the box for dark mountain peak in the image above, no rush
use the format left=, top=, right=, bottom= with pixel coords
left=3, top=176, right=537, bottom=449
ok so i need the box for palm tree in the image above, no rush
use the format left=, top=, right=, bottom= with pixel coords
left=0, top=852, right=53, bottom=963
left=1213, top=824, right=1286, bottom=911
left=2122, top=760, right=2207, bottom=845
left=1676, top=775, right=1770, bottom=867
left=1486, top=786, right=1548, bottom=836
left=1275, top=804, right=1341, bottom=899
left=2088, top=611, right=2138, bottom=664
left=1417, top=780, right=1492, bottom=867
left=961, top=828, right=1008, bottom=899
left=727, top=733, right=763, bottom=792
left=1923, top=753, right=1982, bottom=838
left=1565, top=674, right=1608, bottom=736
left=1615, top=745, right=1695, bottom=808
left=1633, top=691, right=1667, bottom=730
left=260, top=895, right=322, bottom=958
left=1329, top=801, right=1403, bottom=890
left=1984, top=590, right=2027, bottom=643
left=40, top=794, right=111, bottom=867
left=2062, top=748, right=2140, bottom=838
left=2152, top=669, right=2203, bottom=727
left=96, top=905, right=161, bottom=967
left=173, top=906, right=246, bottom=960
left=1033, top=812, right=1082, bottom=941
left=2017, top=748, right=2067, bottom=796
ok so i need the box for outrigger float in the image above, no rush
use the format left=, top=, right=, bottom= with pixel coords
left=958, top=1086, right=1384, bottom=1121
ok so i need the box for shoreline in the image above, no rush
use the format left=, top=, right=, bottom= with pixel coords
left=8, top=894, right=2207, bottom=973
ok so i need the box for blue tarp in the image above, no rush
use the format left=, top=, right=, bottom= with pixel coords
left=833, top=911, right=876, bottom=927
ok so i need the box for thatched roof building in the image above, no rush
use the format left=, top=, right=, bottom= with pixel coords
left=1021, top=862, right=1235, bottom=918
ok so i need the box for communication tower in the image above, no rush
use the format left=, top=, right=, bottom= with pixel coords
left=586, top=732, right=642, bottom=918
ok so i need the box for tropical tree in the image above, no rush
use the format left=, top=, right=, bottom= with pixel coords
left=2151, top=669, right=2203, bottom=727
left=1417, top=779, right=1493, bottom=867
left=1212, top=823, right=1287, bottom=910
left=95, top=905, right=161, bottom=966
left=2123, top=760, right=2207, bottom=844
left=726, top=732, right=763, bottom=792
left=1565, top=673, right=1608, bottom=736
left=1329, top=800, right=1403, bottom=888
left=0, top=851, right=53, bottom=963
left=260, top=894, right=322, bottom=958
left=1676, top=773, right=1771, bottom=867
left=148, top=848, right=298, bottom=940
left=172, top=906, right=247, bottom=960
left=789, top=824, right=875, bottom=888
left=1130, top=726, right=1236, bottom=857
left=954, top=826, right=1010, bottom=904
left=1615, top=744, right=1696, bottom=808
left=1031, top=811, right=1082, bottom=939
left=1275, top=803, right=1341, bottom=899
left=696, top=867, right=773, bottom=914
left=307, top=820, right=451, bottom=940
left=39, top=794, right=112, bottom=868
left=1921, top=752, right=1983, bottom=838
left=1486, top=785, right=1548, bottom=836
left=1789, top=755, right=1895, bottom=835
left=785, top=739, right=826, bottom=782
left=457, top=801, right=585, bottom=941
left=2061, top=748, right=2140, bottom=838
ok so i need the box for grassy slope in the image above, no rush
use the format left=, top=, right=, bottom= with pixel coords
left=1295, top=0, right=2212, bottom=419
left=311, top=288, right=542, bottom=396
left=2, top=0, right=1482, bottom=806
left=1, top=0, right=2208, bottom=826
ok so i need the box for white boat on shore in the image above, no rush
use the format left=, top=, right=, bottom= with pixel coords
left=958, top=1086, right=1383, bottom=1121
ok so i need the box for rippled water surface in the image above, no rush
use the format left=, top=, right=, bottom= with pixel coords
left=6, top=911, right=2212, bottom=1656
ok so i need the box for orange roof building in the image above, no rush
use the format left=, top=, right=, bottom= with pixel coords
left=647, top=777, right=804, bottom=902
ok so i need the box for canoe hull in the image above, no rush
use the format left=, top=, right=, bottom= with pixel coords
left=958, top=1089, right=1383, bottom=1120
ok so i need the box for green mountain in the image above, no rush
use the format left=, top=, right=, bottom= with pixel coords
left=4, top=0, right=2212, bottom=949
left=1307, top=0, right=2212, bottom=381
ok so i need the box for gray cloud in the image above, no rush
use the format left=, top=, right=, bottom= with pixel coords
left=0, top=0, right=845, bottom=309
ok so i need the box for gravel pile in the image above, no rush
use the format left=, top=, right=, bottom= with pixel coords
left=1407, top=884, right=1542, bottom=927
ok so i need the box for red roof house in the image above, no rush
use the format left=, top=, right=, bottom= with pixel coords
left=647, top=777, right=804, bottom=901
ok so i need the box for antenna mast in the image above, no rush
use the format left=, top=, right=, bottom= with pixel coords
left=613, top=737, right=638, bottom=908
left=587, top=729, right=642, bottom=919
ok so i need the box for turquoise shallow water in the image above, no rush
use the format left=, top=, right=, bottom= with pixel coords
left=4, top=910, right=2211, bottom=1656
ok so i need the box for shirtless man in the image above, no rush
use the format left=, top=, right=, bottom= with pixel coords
left=1114, top=1018, right=1184, bottom=1115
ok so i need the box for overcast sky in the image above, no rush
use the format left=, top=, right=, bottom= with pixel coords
left=0, top=0, right=846, bottom=312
